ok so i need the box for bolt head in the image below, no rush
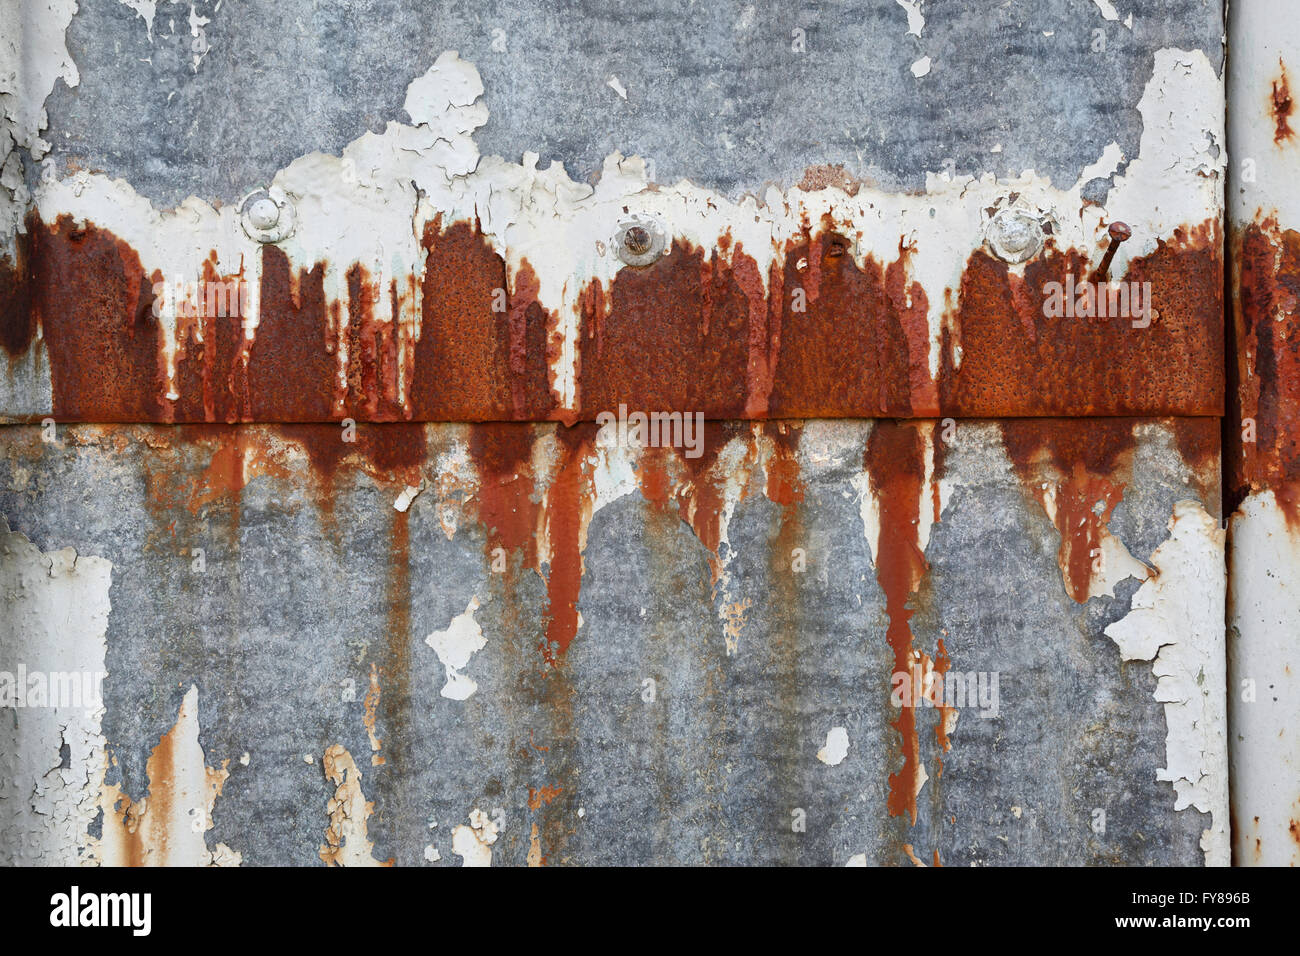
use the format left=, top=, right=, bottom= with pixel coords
left=239, top=188, right=295, bottom=243
left=247, top=198, right=280, bottom=230
left=614, top=217, right=667, bottom=267
left=985, top=208, right=1045, bottom=264
left=1107, top=221, right=1132, bottom=242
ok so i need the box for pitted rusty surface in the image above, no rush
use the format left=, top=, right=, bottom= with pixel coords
left=1, top=213, right=1223, bottom=423
left=1228, top=216, right=1300, bottom=524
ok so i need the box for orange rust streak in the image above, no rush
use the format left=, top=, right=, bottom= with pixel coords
left=1274, top=60, right=1295, bottom=145
left=527, top=784, right=564, bottom=810
left=1000, top=419, right=1137, bottom=603
left=1230, top=219, right=1300, bottom=527
left=542, top=425, right=596, bottom=662
left=865, top=422, right=929, bottom=825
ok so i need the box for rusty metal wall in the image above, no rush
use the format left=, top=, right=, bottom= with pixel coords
left=0, top=0, right=1250, bottom=866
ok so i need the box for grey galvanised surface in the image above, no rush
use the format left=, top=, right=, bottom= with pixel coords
left=39, top=0, right=1222, bottom=204
left=0, top=420, right=1217, bottom=864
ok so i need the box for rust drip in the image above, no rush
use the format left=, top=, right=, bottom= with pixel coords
left=468, top=423, right=543, bottom=576
left=173, top=251, right=251, bottom=423
left=1274, top=60, right=1295, bottom=145
left=0, top=229, right=34, bottom=358
left=1229, top=217, right=1300, bottom=526
left=632, top=421, right=748, bottom=587
left=999, top=418, right=1138, bottom=602
left=865, top=421, right=930, bottom=825
left=540, top=424, right=597, bottom=663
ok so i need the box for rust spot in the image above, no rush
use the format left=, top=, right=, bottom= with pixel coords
left=999, top=419, right=1137, bottom=602
left=1229, top=218, right=1300, bottom=526
left=865, top=421, right=929, bottom=825
left=527, top=784, right=563, bottom=810
left=1273, top=60, right=1295, bottom=145
left=797, top=164, right=863, bottom=196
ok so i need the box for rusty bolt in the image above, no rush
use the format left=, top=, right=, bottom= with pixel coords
left=984, top=208, right=1045, bottom=264
left=614, top=217, right=667, bottom=267
left=1093, top=220, right=1131, bottom=281
left=623, top=225, right=653, bottom=257
left=239, top=187, right=295, bottom=243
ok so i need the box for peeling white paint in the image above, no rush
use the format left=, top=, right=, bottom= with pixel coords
left=0, top=516, right=111, bottom=866
left=0, top=0, right=80, bottom=252
left=895, top=0, right=925, bottom=38
left=424, top=595, right=486, bottom=701
left=319, top=743, right=388, bottom=866
left=909, top=56, right=932, bottom=78
left=816, top=726, right=849, bottom=766
left=451, top=807, right=498, bottom=866
left=90, top=685, right=241, bottom=866
left=1104, top=500, right=1228, bottom=866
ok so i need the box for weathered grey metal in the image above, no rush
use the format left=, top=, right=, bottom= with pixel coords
left=0, top=420, right=1225, bottom=865
left=38, top=0, right=1222, bottom=205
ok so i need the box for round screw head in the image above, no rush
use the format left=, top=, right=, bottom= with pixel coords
left=623, top=226, right=652, bottom=257
left=247, top=197, right=280, bottom=230
left=1107, top=221, right=1132, bottom=242
left=614, top=217, right=667, bottom=267
left=984, top=208, right=1045, bottom=264
left=239, top=187, right=295, bottom=243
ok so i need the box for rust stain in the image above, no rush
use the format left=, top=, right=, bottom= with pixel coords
left=527, top=784, right=563, bottom=810
left=1229, top=217, right=1300, bottom=526
left=0, top=229, right=35, bottom=358
left=249, top=246, right=335, bottom=420
left=468, top=423, right=542, bottom=575
left=26, top=214, right=167, bottom=420
left=174, top=251, right=253, bottom=423
left=865, top=421, right=930, bottom=825
left=1273, top=60, right=1295, bottom=145
left=3, top=214, right=1223, bottom=422
left=576, top=240, right=752, bottom=419
left=632, top=421, right=749, bottom=586
left=541, top=424, right=597, bottom=662
left=999, top=418, right=1138, bottom=602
